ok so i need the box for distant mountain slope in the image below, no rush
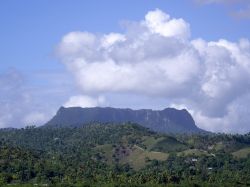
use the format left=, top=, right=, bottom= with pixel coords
left=45, top=107, right=203, bottom=133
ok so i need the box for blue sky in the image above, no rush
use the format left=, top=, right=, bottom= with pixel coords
left=0, top=0, right=249, bottom=71
left=0, top=0, right=250, bottom=133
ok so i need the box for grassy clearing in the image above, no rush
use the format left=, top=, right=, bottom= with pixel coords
left=94, top=144, right=168, bottom=170
left=120, top=145, right=168, bottom=170
left=213, top=142, right=224, bottom=151
left=177, top=149, right=209, bottom=156
left=94, top=144, right=114, bottom=163
left=232, top=147, right=250, bottom=158
left=142, top=136, right=165, bottom=150
left=150, top=137, right=188, bottom=153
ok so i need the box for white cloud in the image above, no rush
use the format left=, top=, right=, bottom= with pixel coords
left=101, top=33, right=126, bottom=48
left=193, top=93, right=250, bottom=133
left=143, top=9, right=190, bottom=39
left=57, top=9, right=250, bottom=133
left=64, top=95, right=106, bottom=108
left=23, top=112, right=48, bottom=126
left=58, top=10, right=198, bottom=97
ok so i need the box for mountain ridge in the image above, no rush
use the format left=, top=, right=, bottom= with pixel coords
left=45, top=106, right=204, bottom=133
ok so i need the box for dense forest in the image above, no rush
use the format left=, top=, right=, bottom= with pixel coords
left=0, top=123, right=250, bottom=186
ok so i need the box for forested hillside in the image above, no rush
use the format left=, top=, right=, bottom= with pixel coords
left=0, top=123, right=250, bottom=186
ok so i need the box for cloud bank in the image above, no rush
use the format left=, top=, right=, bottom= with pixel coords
left=57, top=9, right=250, bottom=133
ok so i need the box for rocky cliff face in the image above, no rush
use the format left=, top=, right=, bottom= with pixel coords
left=45, top=107, right=204, bottom=133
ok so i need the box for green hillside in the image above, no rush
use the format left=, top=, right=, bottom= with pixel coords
left=0, top=124, right=250, bottom=186
left=232, top=147, right=250, bottom=158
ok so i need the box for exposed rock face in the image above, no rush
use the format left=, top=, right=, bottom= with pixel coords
left=45, top=107, right=203, bottom=133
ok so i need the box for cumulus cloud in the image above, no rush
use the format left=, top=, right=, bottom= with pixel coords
left=57, top=9, right=250, bottom=133
left=58, top=10, right=197, bottom=97
left=64, top=95, right=106, bottom=108
left=143, top=9, right=190, bottom=39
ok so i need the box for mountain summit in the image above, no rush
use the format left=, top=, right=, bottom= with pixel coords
left=45, top=107, right=203, bottom=133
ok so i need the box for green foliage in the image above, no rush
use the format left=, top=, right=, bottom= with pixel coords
left=150, top=136, right=188, bottom=152
left=0, top=123, right=249, bottom=186
left=232, top=147, right=250, bottom=158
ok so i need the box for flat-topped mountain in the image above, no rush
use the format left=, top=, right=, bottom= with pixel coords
left=45, top=107, right=203, bottom=133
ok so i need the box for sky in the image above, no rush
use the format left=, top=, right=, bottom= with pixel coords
left=0, top=0, right=250, bottom=133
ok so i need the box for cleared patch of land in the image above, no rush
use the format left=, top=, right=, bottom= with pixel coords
left=142, top=136, right=165, bottom=150
left=94, top=144, right=114, bottom=164
left=177, top=149, right=209, bottom=156
left=120, top=145, right=168, bottom=170
left=232, top=147, right=250, bottom=158
left=149, top=137, right=188, bottom=153
left=95, top=144, right=168, bottom=170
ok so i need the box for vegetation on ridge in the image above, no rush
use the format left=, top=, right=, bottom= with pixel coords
left=0, top=123, right=250, bottom=186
